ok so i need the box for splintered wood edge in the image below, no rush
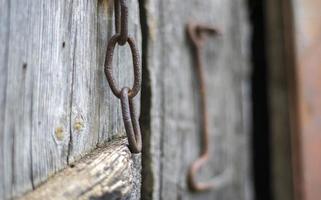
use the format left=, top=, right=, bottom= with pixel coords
left=18, top=138, right=139, bottom=200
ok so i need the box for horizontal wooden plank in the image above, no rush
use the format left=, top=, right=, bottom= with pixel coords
left=18, top=138, right=141, bottom=200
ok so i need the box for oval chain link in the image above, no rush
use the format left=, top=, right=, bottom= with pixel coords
left=105, top=34, right=141, bottom=99
left=120, top=87, right=142, bottom=153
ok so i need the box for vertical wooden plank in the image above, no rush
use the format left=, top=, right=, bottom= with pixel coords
left=0, top=0, right=10, bottom=199
left=266, top=0, right=321, bottom=199
left=30, top=0, right=73, bottom=187
left=0, top=0, right=74, bottom=198
left=67, top=0, right=103, bottom=162
left=266, top=0, right=295, bottom=199
left=141, top=0, right=252, bottom=199
left=291, top=0, right=321, bottom=199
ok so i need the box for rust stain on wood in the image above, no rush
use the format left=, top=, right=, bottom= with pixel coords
left=55, top=127, right=65, bottom=141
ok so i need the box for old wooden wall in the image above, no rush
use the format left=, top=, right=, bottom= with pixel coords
left=140, top=0, right=252, bottom=199
left=0, top=0, right=252, bottom=199
left=0, top=0, right=141, bottom=199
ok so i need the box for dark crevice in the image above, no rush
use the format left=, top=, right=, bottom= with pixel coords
left=30, top=79, right=35, bottom=190
left=247, top=0, right=271, bottom=200
left=11, top=128, right=15, bottom=196
left=67, top=26, right=78, bottom=165
left=158, top=1, right=166, bottom=199
left=138, top=0, right=153, bottom=200
left=95, top=0, right=101, bottom=148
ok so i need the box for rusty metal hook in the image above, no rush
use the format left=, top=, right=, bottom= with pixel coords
left=187, top=22, right=228, bottom=192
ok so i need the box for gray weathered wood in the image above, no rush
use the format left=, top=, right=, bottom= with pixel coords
left=140, top=0, right=252, bottom=199
left=18, top=138, right=140, bottom=200
left=0, top=0, right=141, bottom=199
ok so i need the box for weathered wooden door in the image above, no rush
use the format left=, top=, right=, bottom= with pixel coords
left=140, top=1, right=252, bottom=199
left=0, top=0, right=252, bottom=199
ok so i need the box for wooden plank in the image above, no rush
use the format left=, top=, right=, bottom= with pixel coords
left=0, top=0, right=141, bottom=199
left=1, top=1, right=73, bottom=198
left=265, top=0, right=295, bottom=199
left=140, top=0, right=252, bottom=199
left=0, top=0, right=10, bottom=199
left=290, top=0, right=321, bottom=199
left=265, top=0, right=321, bottom=199
left=18, top=138, right=141, bottom=200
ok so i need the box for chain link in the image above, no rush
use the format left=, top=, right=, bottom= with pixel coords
left=105, top=34, right=141, bottom=99
left=120, top=87, right=142, bottom=153
left=104, top=0, right=142, bottom=154
left=114, top=0, right=128, bottom=45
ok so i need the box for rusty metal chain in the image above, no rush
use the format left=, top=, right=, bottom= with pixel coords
left=186, top=22, right=221, bottom=191
left=114, top=0, right=128, bottom=45
left=104, top=0, right=142, bottom=154
left=120, top=87, right=142, bottom=153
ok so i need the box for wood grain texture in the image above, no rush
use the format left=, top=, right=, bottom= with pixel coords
left=0, top=0, right=141, bottom=199
left=18, top=138, right=140, bottom=200
left=285, top=0, right=321, bottom=199
left=140, top=0, right=252, bottom=199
